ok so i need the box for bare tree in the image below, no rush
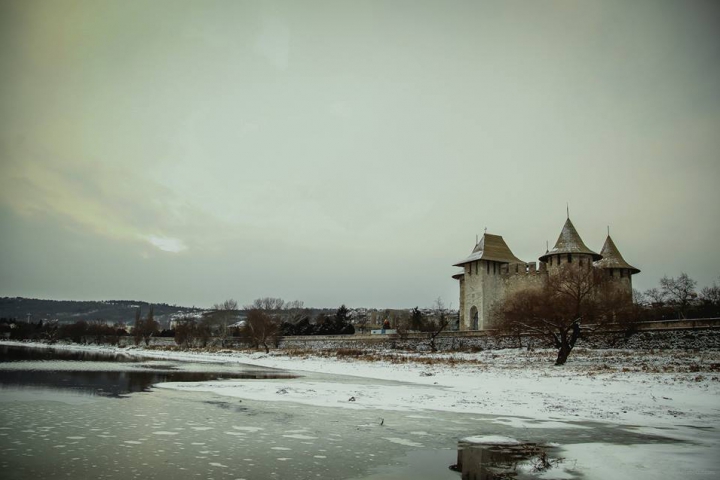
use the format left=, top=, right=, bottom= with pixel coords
left=132, top=307, right=158, bottom=346
left=284, top=300, right=306, bottom=323
left=698, top=277, right=720, bottom=318
left=701, top=280, right=720, bottom=306
left=632, top=289, right=645, bottom=305
left=243, top=309, right=278, bottom=353
left=643, top=287, right=666, bottom=306
left=88, top=319, right=108, bottom=344
left=174, top=316, right=197, bottom=348
left=242, top=297, right=289, bottom=352
left=425, top=298, right=449, bottom=352
left=354, top=313, right=370, bottom=335
left=493, top=263, right=621, bottom=365
left=660, top=273, right=697, bottom=319
left=42, top=319, right=61, bottom=343
left=141, top=306, right=158, bottom=346
left=493, top=307, right=526, bottom=349
left=133, top=308, right=143, bottom=346
left=211, top=299, right=239, bottom=347
left=248, top=297, right=286, bottom=311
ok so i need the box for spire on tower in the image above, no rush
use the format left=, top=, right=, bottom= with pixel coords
left=539, top=217, right=602, bottom=262
left=594, top=234, right=640, bottom=274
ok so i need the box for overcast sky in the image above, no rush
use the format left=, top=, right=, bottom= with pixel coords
left=1, top=0, right=719, bottom=309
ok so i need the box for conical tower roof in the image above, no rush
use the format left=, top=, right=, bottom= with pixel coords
left=453, top=233, right=524, bottom=267
left=539, top=218, right=602, bottom=262
left=593, top=235, right=640, bottom=274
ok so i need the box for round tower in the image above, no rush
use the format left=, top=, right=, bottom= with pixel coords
left=593, top=234, right=640, bottom=297
left=538, top=217, right=602, bottom=272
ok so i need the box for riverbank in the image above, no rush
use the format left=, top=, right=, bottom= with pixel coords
left=3, top=340, right=718, bottom=429
left=3, top=340, right=720, bottom=479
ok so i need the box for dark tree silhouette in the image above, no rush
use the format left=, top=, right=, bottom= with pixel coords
left=210, top=299, right=238, bottom=347
left=426, top=298, right=449, bottom=353
left=410, top=307, right=424, bottom=331
left=493, top=263, right=627, bottom=365
left=243, top=309, right=278, bottom=353
left=133, top=307, right=158, bottom=346
left=660, top=273, right=697, bottom=319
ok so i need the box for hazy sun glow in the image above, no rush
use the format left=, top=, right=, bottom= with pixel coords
left=147, top=236, right=187, bottom=254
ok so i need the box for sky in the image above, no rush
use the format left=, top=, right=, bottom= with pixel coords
left=1, top=0, right=719, bottom=309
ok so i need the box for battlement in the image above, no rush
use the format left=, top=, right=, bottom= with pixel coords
left=499, top=261, right=544, bottom=276
left=454, top=220, right=638, bottom=332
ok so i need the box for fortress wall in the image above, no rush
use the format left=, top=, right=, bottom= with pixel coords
left=481, top=266, right=546, bottom=329
left=460, top=260, right=553, bottom=331
left=272, top=328, right=720, bottom=352
left=134, top=325, right=720, bottom=352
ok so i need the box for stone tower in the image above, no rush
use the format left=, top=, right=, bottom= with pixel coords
left=593, top=234, right=641, bottom=297
left=538, top=217, right=602, bottom=272
left=453, top=233, right=532, bottom=330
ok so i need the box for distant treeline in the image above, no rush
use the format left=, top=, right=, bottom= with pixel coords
left=0, top=297, right=203, bottom=327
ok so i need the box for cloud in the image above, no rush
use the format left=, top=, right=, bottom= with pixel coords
left=146, top=235, right=187, bottom=253
left=0, top=138, right=229, bottom=254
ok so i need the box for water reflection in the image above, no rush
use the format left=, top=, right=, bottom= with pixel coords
left=0, top=345, right=296, bottom=398
left=450, top=440, right=566, bottom=480
left=0, top=344, right=141, bottom=363
left=0, top=369, right=294, bottom=397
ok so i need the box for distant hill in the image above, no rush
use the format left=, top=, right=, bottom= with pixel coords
left=0, top=298, right=459, bottom=330
left=0, top=297, right=205, bottom=328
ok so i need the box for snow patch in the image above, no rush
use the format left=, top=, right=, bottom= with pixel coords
left=232, top=426, right=263, bottom=432
left=383, top=437, right=424, bottom=447
left=461, top=435, right=520, bottom=445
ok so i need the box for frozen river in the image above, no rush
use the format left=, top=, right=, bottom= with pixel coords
left=0, top=344, right=713, bottom=479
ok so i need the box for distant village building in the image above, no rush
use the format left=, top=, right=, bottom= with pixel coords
left=453, top=217, right=640, bottom=330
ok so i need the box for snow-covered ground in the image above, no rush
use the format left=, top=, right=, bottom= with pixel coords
left=3, top=340, right=719, bottom=479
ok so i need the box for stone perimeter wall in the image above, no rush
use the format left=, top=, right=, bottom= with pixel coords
left=141, top=320, right=720, bottom=352
left=275, top=328, right=720, bottom=352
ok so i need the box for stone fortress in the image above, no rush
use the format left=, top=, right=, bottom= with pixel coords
left=453, top=216, right=640, bottom=331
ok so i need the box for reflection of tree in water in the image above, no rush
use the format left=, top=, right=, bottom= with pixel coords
left=0, top=370, right=154, bottom=397
left=0, top=366, right=296, bottom=397
left=1, top=345, right=141, bottom=363
left=126, top=371, right=158, bottom=394
left=450, top=441, right=564, bottom=480
left=1, top=345, right=297, bottom=397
